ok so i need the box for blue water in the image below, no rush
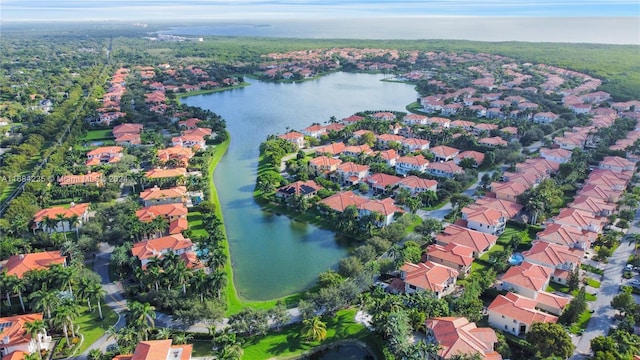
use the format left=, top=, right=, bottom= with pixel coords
left=509, top=253, right=524, bottom=266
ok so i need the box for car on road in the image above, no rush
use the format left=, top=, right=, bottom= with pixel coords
left=630, top=279, right=640, bottom=285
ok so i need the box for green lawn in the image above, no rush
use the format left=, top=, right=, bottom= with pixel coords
left=75, top=305, right=119, bottom=354
left=241, top=308, right=371, bottom=360
left=545, top=282, right=597, bottom=302
left=568, top=310, right=593, bottom=335
left=187, top=211, right=206, bottom=237
left=581, top=263, right=604, bottom=276
left=81, top=129, right=114, bottom=141
left=471, top=243, right=506, bottom=273
left=192, top=340, right=213, bottom=357
left=585, top=278, right=601, bottom=289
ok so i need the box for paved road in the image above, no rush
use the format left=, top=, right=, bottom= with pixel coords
left=417, top=170, right=491, bottom=221
left=571, top=214, right=640, bottom=358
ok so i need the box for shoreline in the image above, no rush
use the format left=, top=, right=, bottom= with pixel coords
left=174, top=82, right=251, bottom=99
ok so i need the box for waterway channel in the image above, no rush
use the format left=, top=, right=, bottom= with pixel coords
left=182, top=72, right=418, bottom=300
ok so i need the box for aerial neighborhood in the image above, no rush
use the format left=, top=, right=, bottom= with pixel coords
left=1, top=31, right=639, bottom=360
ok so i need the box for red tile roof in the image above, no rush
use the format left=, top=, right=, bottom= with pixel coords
left=318, top=191, right=368, bottom=212
left=139, top=186, right=187, bottom=202
left=0, top=314, right=45, bottom=349
left=131, top=234, right=193, bottom=261
left=474, top=197, right=523, bottom=219
left=522, top=241, right=583, bottom=269
left=33, top=203, right=90, bottom=224
left=3, top=251, right=66, bottom=278
left=365, top=173, right=403, bottom=189
left=435, top=225, right=497, bottom=254
left=431, top=145, right=460, bottom=159
left=400, top=261, right=459, bottom=293
left=135, top=203, right=188, bottom=222
left=426, top=243, right=475, bottom=268
left=112, top=123, right=143, bottom=136
left=501, top=261, right=553, bottom=293
left=488, top=292, right=558, bottom=326
left=425, top=317, right=501, bottom=360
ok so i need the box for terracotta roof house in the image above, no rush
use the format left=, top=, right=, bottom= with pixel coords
left=131, top=234, right=197, bottom=268
left=577, top=184, right=622, bottom=204
left=539, top=148, right=572, bottom=164
left=0, top=313, right=53, bottom=359
left=403, top=114, right=428, bottom=125
left=341, top=144, right=373, bottom=157
left=536, top=223, right=595, bottom=250
left=112, top=123, right=143, bottom=137
left=365, top=173, right=403, bottom=194
left=396, top=155, right=429, bottom=175
left=351, top=129, right=373, bottom=139
left=396, top=175, right=438, bottom=195
left=357, top=198, right=402, bottom=226
left=111, top=339, right=192, bottom=360
left=584, top=171, right=628, bottom=191
left=376, top=134, right=405, bottom=148
left=144, top=168, right=187, bottom=179
left=324, top=123, right=345, bottom=133
left=399, top=138, right=431, bottom=153
left=308, top=156, right=343, bottom=175
left=455, top=151, right=485, bottom=167
left=399, top=261, right=459, bottom=298
left=278, top=131, right=305, bottom=149
left=181, top=127, right=213, bottom=139
left=490, top=181, right=528, bottom=203
left=450, top=120, right=475, bottom=131
left=479, top=136, right=508, bottom=148
left=58, top=172, right=104, bottom=187
left=171, top=135, right=206, bottom=149
left=178, top=118, right=201, bottom=130
left=500, top=261, right=553, bottom=299
left=275, top=180, right=322, bottom=201
left=487, top=292, right=558, bottom=337
left=315, top=142, right=347, bottom=156
left=371, top=112, right=395, bottom=121
left=2, top=251, right=66, bottom=278
left=472, top=123, right=499, bottom=134
left=426, top=161, right=464, bottom=179
left=532, top=112, right=559, bottom=124
left=461, top=205, right=506, bottom=235
left=435, top=225, right=498, bottom=257
left=301, top=124, right=327, bottom=138
left=334, top=162, right=370, bottom=186
left=157, top=146, right=193, bottom=167
left=430, top=145, right=460, bottom=162
left=318, top=191, right=368, bottom=213
left=501, top=126, right=519, bottom=136
left=474, top=197, right=523, bottom=219
left=374, top=149, right=400, bottom=167
left=425, top=243, right=475, bottom=276
left=115, top=133, right=142, bottom=146
left=32, top=203, right=91, bottom=233
left=425, top=317, right=502, bottom=360
left=136, top=203, right=188, bottom=226
left=599, top=156, right=636, bottom=173
left=523, top=241, right=583, bottom=285
left=139, top=186, right=187, bottom=207
left=568, top=195, right=616, bottom=217
left=342, top=115, right=364, bottom=124
left=86, top=146, right=123, bottom=166
left=551, top=208, right=604, bottom=234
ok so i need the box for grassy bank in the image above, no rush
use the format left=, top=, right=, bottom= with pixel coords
left=174, top=82, right=250, bottom=99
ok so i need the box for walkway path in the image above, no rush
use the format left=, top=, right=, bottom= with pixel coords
left=570, top=209, right=640, bottom=358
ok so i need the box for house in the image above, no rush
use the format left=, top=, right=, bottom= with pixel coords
left=599, top=156, right=636, bottom=172
left=450, top=120, right=475, bottom=131
left=403, top=114, right=428, bottom=125
left=135, top=203, right=188, bottom=233
left=568, top=195, right=616, bottom=217
left=334, top=162, right=370, bottom=186
left=357, top=198, right=402, bottom=226
left=341, top=144, right=373, bottom=158
left=442, top=103, right=463, bottom=116
left=365, top=173, right=403, bottom=194
left=86, top=146, right=123, bottom=166
left=112, top=123, right=143, bottom=138
left=375, top=149, right=400, bottom=167
left=539, top=148, right=572, bottom=164
left=0, top=314, right=53, bottom=359
left=301, top=124, right=327, bottom=138
left=425, top=317, right=502, bottom=360
left=315, top=142, right=347, bottom=156
left=479, top=136, right=508, bottom=148
left=376, top=134, right=405, bottom=148
left=318, top=191, right=368, bottom=213
left=522, top=241, right=583, bottom=284
left=577, top=184, right=623, bottom=204
left=2, top=251, right=66, bottom=278
left=111, top=339, right=192, bottom=360
left=157, top=147, right=194, bottom=167
left=178, top=118, right=201, bottom=130
left=275, top=180, right=322, bottom=201
left=145, top=168, right=187, bottom=180
left=585, top=170, right=628, bottom=191
left=461, top=205, right=506, bottom=235
left=484, top=108, right=504, bottom=119
left=396, top=176, right=438, bottom=195
left=399, top=261, right=459, bottom=298
left=394, top=145, right=430, bottom=168
left=399, top=138, right=430, bottom=153
left=342, top=115, right=364, bottom=124
left=426, top=161, right=464, bottom=179
left=278, top=131, right=305, bottom=149
left=371, top=112, right=395, bottom=121
left=139, top=186, right=187, bottom=207
left=536, top=223, right=595, bottom=250
left=308, top=156, right=342, bottom=175
left=171, top=135, right=206, bottom=149
left=487, top=292, right=558, bottom=337
left=131, top=234, right=198, bottom=269
left=455, top=151, right=485, bottom=167
left=181, top=127, right=213, bottom=139
left=32, top=203, right=91, bottom=233
left=490, top=181, right=528, bottom=203
left=430, top=145, right=460, bottom=162
left=500, top=261, right=553, bottom=299
left=58, top=172, right=104, bottom=187
left=435, top=225, right=498, bottom=257
left=532, top=112, right=559, bottom=124
left=474, top=197, right=523, bottom=220
left=425, top=243, right=475, bottom=276
left=569, top=103, right=592, bottom=114
left=551, top=208, right=604, bottom=233
left=115, top=133, right=142, bottom=146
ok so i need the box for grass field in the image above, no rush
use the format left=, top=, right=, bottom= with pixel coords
left=569, top=310, right=593, bottom=335
left=81, top=129, right=114, bottom=141
left=75, top=305, right=119, bottom=354
left=546, top=282, right=597, bottom=302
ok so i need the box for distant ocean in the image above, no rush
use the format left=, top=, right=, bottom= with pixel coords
left=158, top=17, right=640, bottom=45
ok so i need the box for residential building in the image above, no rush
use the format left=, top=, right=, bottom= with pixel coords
left=539, top=148, right=572, bottom=164
left=115, top=133, right=142, bottom=146
left=357, top=198, right=402, bottom=226
left=490, top=181, right=528, bottom=203
left=399, top=138, right=430, bottom=153
left=425, top=317, right=502, bottom=360
left=395, top=155, right=429, bottom=175
left=157, top=146, right=194, bottom=167
left=551, top=208, right=604, bottom=234
left=135, top=203, right=188, bottom=234
left=145, top=168, right=187, bottom=180
left=275, top=180, right=323, bottom=201
left=568, top=195, right=616, bottom=217
left=479, top=136, right=508, bottom=148
left=318, top=191, right=368, bottom=213
left=315, top=142, right=347, bottom=157
left=435, top=225, right=498, bottom=257
left=487, top=292, right=558, bottom=337
left=371, top=112, right=395, bottom=121
left=131, top=234, right=198, bottom=269
left=2, top=251, right=66, bottom=278
left=599, top=156, right=636, bottom=172
left=139, top=186, right=187, bottom=207
left=426, top=161, right=464, bottom=179
left=111, top=339, right=192, bottom=360
left=455, top=151, right=485, bottom=167
left=334, top=162, right=370, bottom=186
left=500, top=261, right=553, bottom=299
left=341, top=144, right=373, bottom=158
left=0, top=314, right=53, bottom=358
left=178, top=118, right=201, bottom=130
left=112, top=123, right=143, bottom=138
left=403, top=114, right=428, bottom=125
left=375, top=149, right=400, bottom=167
left=171, top=135, right=206, bottom=149
left=396, top=176, right=438, bottom=195
left=399, top=261, right=459, bottom=298
left=536, top=223, right=595, bottom=250
left=308, top=156, right=342, bottom=175
left=86, top=146, right=123, bottom=166
left=430, top=145, right=460, bottom=162
left=278, top=131, right=305, bottom=149
left=523, top=241, right=583, bottom=285
left=32, top=203, right=91, bottom=233
left=425, top=243, right=475, bottom=276
left=365, top=173, right=403, bottom=194
left=532, top=112, right=559, bottom=124
left=301, top=124, right=327, bottom=138
left=474, top=197, right=523, bottom=220
left=461, top=206, right=506, bottom=235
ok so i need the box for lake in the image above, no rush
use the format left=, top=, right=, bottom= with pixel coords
left=182, top=72, right=418, bottom=300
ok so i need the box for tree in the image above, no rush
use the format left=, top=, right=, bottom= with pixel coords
left=9, top=275, right=26, bottom=312
left=301, top=316, right=327, bottom=342
left=267, top=302, right=291, bottom=331
left=559, top=287, right=587, bottom=325
left=525, top=322, right=574, bottom=359
left=29, top=286, right=60, bottom=319
left=611, top=288, right=635, bottom=316
left=416, top=218, right=443, bottom=238
left=125, top=301, right=156, bottom=341
left=53, top=302, right=80, bottom=347
left=25, top=319, right=47, bottom=359
left=317, top=270, right=344, bottom=288
left=567, top=266, right=580, bottom=291
left=87, top=282, right=106, bottom=319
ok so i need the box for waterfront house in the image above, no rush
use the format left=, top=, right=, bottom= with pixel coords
left=275, top=180, right=323, bottom=201
left=131, top=234, right=198, bottom=269
left=139, top=186, right=187, bottom=207
left=399, top=261, right=459, bottom=298
left=278, top=131, right=305, bottom=149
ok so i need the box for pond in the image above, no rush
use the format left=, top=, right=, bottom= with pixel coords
left=182, top=72, right=418, bottom=300
left=304, top=342, right=375, bottom=360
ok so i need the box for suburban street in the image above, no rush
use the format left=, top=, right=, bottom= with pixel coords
left=570, top=209, right=640, bottom=358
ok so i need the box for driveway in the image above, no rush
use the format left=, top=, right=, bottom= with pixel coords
left=571, top=216, right=640, bottom=358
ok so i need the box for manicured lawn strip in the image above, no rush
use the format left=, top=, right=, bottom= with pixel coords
left=81, top=129, right=114, bottom=141
left=545, top=282, right=597, bottom=301
left=75, top=305, right=119, bottom=354
left=581, top=263, right=604, bottom=276
left=568, top=310, right=592, bottom=335
left=585, top=278, right=601, bottom=289
left=175, top=82, right=250, bottom=99
left=187, top=211, right=206, bottom=237
left=241, top=308, right=373, bottom=360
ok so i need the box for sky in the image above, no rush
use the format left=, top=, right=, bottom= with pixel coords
left=2, top=0, right=640, bottom=22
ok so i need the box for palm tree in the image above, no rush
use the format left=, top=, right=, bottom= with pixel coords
left=172, top=332, right=193, bottom=345
left=25, top=319, right=47, bottom=359
left=1, top=272, right=15, bottom=307
left=53, top=302, right=80, bottom=347
left=125, top=301, right=156, bottom=340
left=209, top=269, right=227, bottom=299
left=173, top=260, right=191, bottom=295
left=55, top=213, right=68, bottom=241
left=68, top=214, right=81, bottom=239
left=190, top=270, right=209, bottom=302
left=87, top=282, right=106, bottom=319
left=154, top=328, right=172, bottom=340
left=29, top=286, right=60, bottom=319
left=301, top=316, right=327, bottom=342
left=218, top=343, right=244, bottom=360
left=43, top=216, right=58, bottom=234
left=10, top=276, right=26, bottom=312
left=50, top=264, right=75, bottom=297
